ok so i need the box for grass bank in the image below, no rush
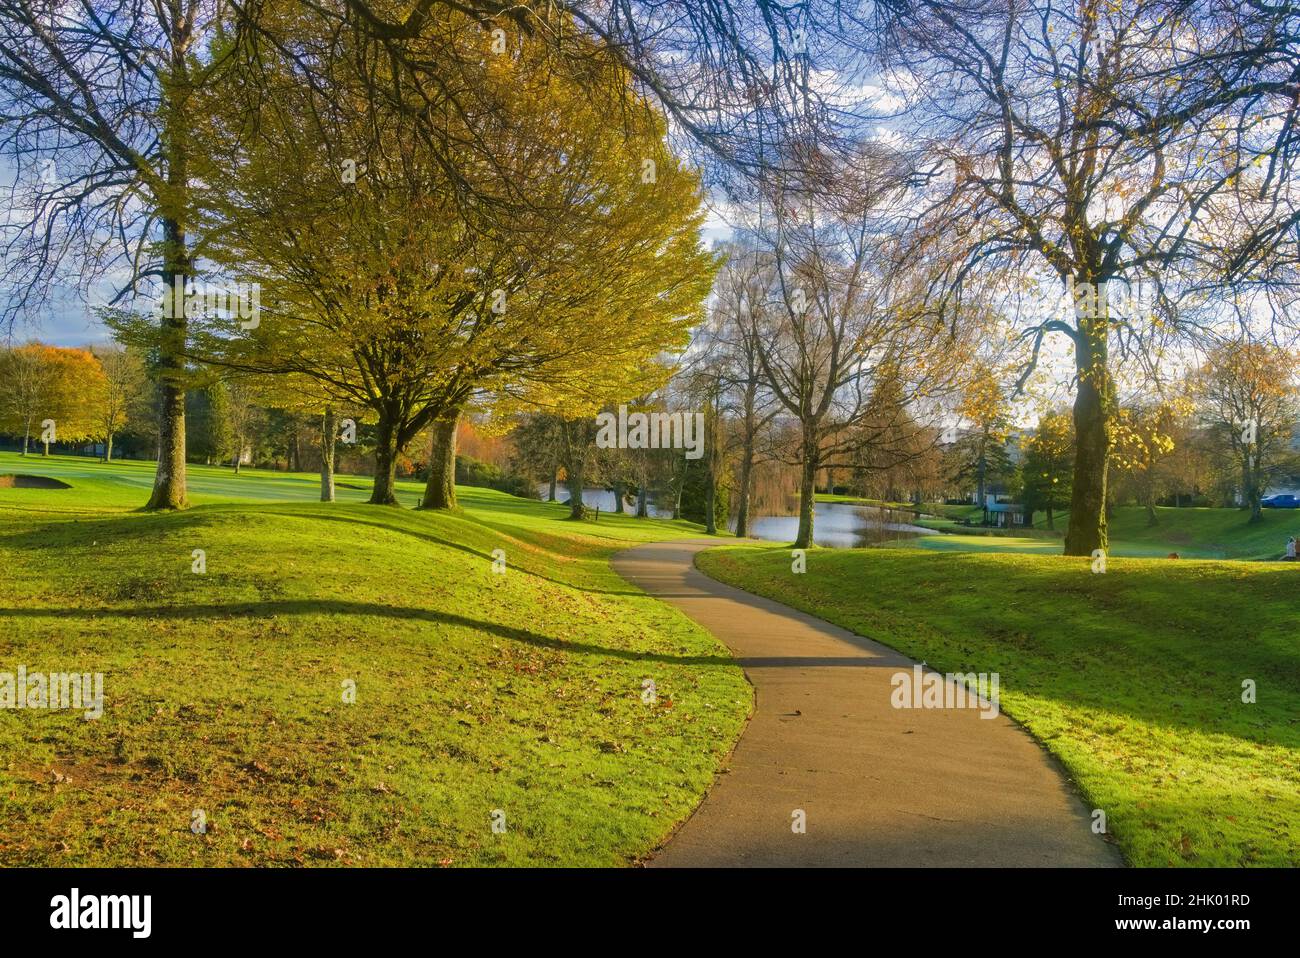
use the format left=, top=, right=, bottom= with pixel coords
left=0, top=453, right=749, bottom=866
left=697, top=544, right=1300, bottom=867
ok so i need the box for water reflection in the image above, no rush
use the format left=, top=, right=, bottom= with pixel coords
left=740, top=501, right=935, bottom=548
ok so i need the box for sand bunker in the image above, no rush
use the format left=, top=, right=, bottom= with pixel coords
left=0, top=474, right=71, bottom=489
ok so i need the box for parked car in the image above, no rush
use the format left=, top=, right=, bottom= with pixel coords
left=1261, top=494, right=1300, bottom=509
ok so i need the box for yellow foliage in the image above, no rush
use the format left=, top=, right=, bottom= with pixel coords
left=0, top=344, right=106, bottom=444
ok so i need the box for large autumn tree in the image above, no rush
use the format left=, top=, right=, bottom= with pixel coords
left=0, top=344, right=105, bottom=453
left=186, top=11, right=713, bottom=506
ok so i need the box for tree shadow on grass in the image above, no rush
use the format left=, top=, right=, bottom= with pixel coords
left=0, top=503, right=228, bottom=549
left=0, top=501, right=653, bottom=599
left=294, top=509, right=651, bottom=598
left=702, top=554, right=1300, bottom=753
left=0, top=599, right=738, bottom=667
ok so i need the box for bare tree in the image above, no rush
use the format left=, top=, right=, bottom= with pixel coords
left=89, top=345, right=146, bottom=462
left=698, top=242, right=783, bottom=537
left=887, top=0, right=1300, bottom=554
left=746, top=151, right=966, bottom=548
left=0, top=0, right=245, bottom=507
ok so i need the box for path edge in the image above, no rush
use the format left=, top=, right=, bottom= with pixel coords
left=610, top=540, right=758, bottom=867
left=689, top=543, right=1128, bottom=868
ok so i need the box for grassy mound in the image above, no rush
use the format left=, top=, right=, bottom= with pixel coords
left=0, top=454, right=749, bottom=866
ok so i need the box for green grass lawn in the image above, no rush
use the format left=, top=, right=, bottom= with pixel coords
left=697, top=544, right=1300, bottom=867
left=1102, top=506, right=1300, bottom=560
left=817, top=494, right=1300, bottom=560
left=0, top=453, right=749, bottom=866
left=1, top=452, right=424, bottom=507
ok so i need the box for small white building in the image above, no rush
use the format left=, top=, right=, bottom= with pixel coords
left=985, top=495, right=1029, bottom=528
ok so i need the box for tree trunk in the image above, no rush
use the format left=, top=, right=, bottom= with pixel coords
left=144, top=73, right=191, bottom=515
left=1063, top=384, right=1110, bottom=557
left=611, top=480, right=625, bottom=514
left=142, top=0, right=195, bottom=509
left=369, top=415, right=401, bottom=506
left=567, top=457, right=586, bottom=520
left=794, top=445, right=818, bottom=549
left=105, top=433, right=114, bottom=463
left=1247, top=453, right=1264, bottom=523
left=320, top=408, right=336, bottom=502
left=704, top=469, right=717, bottom=535
left=547, top=472, right=557, bottom=501
left=1046, top=504, right=1055, bottom=531
left=704, top=395, right=722, bottom=535
left=420, top=409, right=460, bottom=510
left=735, top=447, right=754, bottom=538
left=637, top=484, right=649, bottom=518
left=145, top=220, right=189, bottom=510
left=1063, top=315, right=1112, bottom=556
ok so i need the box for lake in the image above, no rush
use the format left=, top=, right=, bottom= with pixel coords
left=741, top=501, right=936, bottom=548
left=544, top=485, right=936, bottom=546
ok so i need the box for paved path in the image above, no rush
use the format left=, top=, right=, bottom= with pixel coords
left=613, top=540, right=1122, bottom=868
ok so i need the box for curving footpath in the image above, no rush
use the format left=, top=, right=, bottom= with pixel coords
left=613, top=539, right=1122, bottom=868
